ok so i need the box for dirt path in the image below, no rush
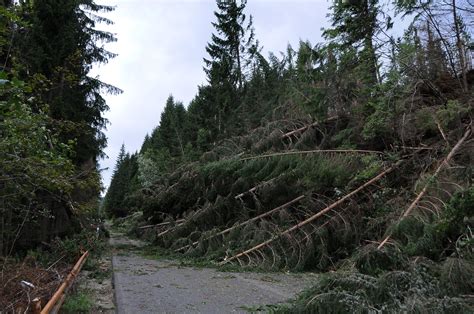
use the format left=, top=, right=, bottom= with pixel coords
left=110, top=232, right=317, bottom=313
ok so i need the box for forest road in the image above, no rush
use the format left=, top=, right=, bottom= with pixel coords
left=109, top=232, right=318, bottom=314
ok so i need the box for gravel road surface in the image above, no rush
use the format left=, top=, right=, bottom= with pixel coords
left=111, top=233, right=317, bottom=313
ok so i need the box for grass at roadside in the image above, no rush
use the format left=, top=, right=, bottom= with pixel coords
left=61, top=289, right=93, bottom=313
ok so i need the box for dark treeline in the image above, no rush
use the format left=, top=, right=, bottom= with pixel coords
left=0, top=1, right=119, bottom=255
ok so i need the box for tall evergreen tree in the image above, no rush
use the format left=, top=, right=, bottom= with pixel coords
left=140, top=134, right=152, bottom=154
left=1, top=0, right=120, bottom=250
left=19, top=0, right=121, bottom=166
left=204, top=0, right=255, bottom=88
left=149, top=95, right=187, bottom=158
left=186, top=85, right=216, bottom=150
left=203, top=0, right=256, bottom=138
left=324, top=0, right=381, bottom=86
left=103, top=145, right=139, bottom=217
left=395, top=0, right=472, bottom=91
left=103, top=144, right=126, bottom=215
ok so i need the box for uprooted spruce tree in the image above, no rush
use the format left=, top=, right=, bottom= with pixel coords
left=106, top=0, right=474, bottom=312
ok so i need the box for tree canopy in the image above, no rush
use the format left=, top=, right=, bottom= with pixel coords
left=0, top=0, right=118, bottom=255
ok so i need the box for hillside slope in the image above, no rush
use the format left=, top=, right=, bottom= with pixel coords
left=106, top=0, right=474, bottom=311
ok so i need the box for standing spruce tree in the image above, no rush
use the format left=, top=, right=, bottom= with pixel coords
left=324, top=0, right=381, bottom=86
left=15, top=0, right=122, bottom=228
left=149, top=95, right=187, bottom=158
left=203, top=0, right=256, bottom=139
left=103, top=145, right=139, bottom=217
left=20, top=0, right=121, bottom=166
left=395, top=0, right=473, bottom=92
left=0, top=0, right=121, bottom=252
left=103, top=144, right=126, bottom=216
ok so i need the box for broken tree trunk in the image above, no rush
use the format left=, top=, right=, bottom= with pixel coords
left=175, top=195, right=306, bottom=252
left=220, top=161, right=402, bottom=265
left=280, top=116, right=338, bottom=139
left=158, top=205, right=217, bottom=239
left=240, top=149, right=384, bottom=162
left=41, top=251, right=89, bottom=314
left=234, top=178, right=276, bottom=199
left=378, top=125, right=472, bottom=250
left=157, top=222, right=185, bottom=237
left=139, top=219, right=185, bottom=230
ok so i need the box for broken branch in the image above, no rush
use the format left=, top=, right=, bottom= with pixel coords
left=234, top=178, right=276, bottom=199
left=138, top=219, right=185, bottom=230
left=280, top=116, right=338, bottom=139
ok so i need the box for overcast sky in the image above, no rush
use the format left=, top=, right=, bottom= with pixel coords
left=92, top=0, right=331, bottom=190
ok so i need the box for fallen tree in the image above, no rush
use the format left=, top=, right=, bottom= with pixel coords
left=378, top=125, right=472, bottom=249
left=221, top=160, right=403, bottom=265
left=175, top=195, right=305, bottom=252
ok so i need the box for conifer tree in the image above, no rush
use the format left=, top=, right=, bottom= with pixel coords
left=140, top=134, right=152, bottom=154
left=204, top=0, right=255, bottom=88
left=186, top=86, right=216, bottom=150
left=19, top=0, right=121, bottom=166
left=324, top=0, right=381, bottom=85
left=395, top=0, right=472, bottom=91
left=203, top=0, right=256, bottom=138
left=103, top=145, right=140, bottom=217
left=103, top=144, right=126, bottom=215
left=2, top=0, right=121, bottom=249
left=149, top=95, right=187, bottom=158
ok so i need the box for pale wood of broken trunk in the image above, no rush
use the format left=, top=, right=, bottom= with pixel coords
left=234, top=178, right=276, bottom=199
left=139, top=219, right=185, bottom=230
left=157, top=223, right=184, bottom=237
left=32, top=298, right=42, bottom=314
left=280, top=116, right=338, bottom=139
left=41, top=251, right=89, bottom=314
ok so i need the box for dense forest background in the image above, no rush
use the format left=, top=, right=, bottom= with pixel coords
left=0, top=0, right=120, bottom=256
left=106, top=0, right=474, bottom=311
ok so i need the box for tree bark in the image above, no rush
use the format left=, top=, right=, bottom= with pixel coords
left=452, top=0, right=469, bottom=92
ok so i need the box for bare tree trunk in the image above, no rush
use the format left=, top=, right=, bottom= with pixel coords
left=174, top=127, right=185, bottom=157
left=424, top=7, right=459, bottom=81
left=236, top=42, right=243, bottom=89
left=452, top=0, right=469, bottom=92
left=176, top=195, right=305, bottom=252
left=363, top=0, right=379, bottom=85
left=5, top=205, right=12, bottom=255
